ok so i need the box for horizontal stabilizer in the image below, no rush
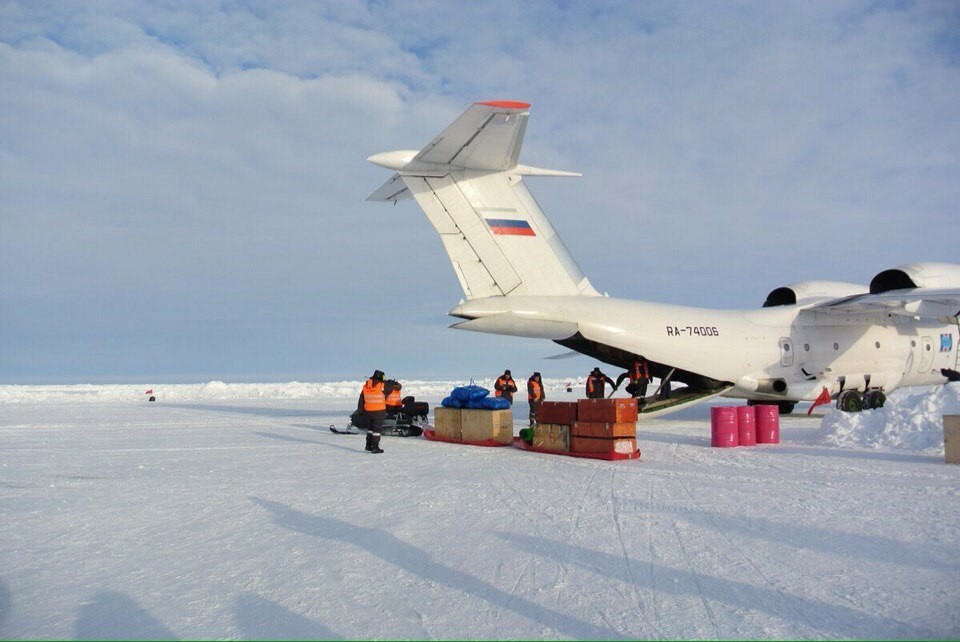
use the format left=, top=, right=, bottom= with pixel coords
left=451, top=313, right=578, bottom=340
left=365, top=172, right=413, bottom=202
left=544, top=350, right=583, bottom=360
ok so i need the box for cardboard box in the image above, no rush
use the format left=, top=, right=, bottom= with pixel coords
left=571, top=435, right=638, bottom=455
left=433, top=407, right=462, bottom=441
left=538, top=401, right=578, bottom=425
left=461, top=408, right=514, bottom=444
left=577, top=398, right=638, bottom=423
left=945, top=415, right=960, bottom=464
left=572, top=421, right=637, bottom=439
left=533, top=423, right=570, bottom=452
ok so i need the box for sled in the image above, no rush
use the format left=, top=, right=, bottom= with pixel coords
left=511, top=437, right=640, bottom=461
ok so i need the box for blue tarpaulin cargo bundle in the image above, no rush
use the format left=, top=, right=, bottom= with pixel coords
left=441, top=385, right=510, bottom=410
left=451, top=385, right=489, bottom=402
left=467, top=396, right=510, bottom=410
left=441, top=396, right=465, bottom=409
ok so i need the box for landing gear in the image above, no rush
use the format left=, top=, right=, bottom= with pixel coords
left=862, top=390, right=886, bottom=410
left=777, top=401, right=796, bottom=415
left=747, top=399, right=796, bottom=414
left=837, top=390, right=863, bottom=413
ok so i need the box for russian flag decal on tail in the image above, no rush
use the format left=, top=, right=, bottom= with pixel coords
left=486, top=218, right=536, bottom=236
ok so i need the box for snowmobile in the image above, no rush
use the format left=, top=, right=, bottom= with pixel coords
left=330, top=396, right=430, bottom=437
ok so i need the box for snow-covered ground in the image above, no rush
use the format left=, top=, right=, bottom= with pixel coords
left=1, top=382, right=959, bottom=639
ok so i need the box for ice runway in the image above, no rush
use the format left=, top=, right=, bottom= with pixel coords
left=1, top=391, right=959, bottom=639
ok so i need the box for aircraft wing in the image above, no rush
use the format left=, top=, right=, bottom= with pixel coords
left=413, top=101, right=531, bottom=170
left=808, top=288, right=960, bottom=318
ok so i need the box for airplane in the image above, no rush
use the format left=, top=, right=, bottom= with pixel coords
left=366, top=100, right=960, bottom=417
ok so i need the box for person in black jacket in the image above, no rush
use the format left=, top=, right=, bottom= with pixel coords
left=615, top=355, right=650, bottom=401
left=527, top=372, right=545, bottom=426
left=494, top=370, right=518, bottom=404
left=585, top=367, right=615, bottom=399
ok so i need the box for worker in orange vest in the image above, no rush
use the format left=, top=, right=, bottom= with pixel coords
left=494, top=370, right=518, bottom=404
left=527, top=372, right=545, bottom=427
left=358, top=370, right=387, bottom=453
left=385, top=380, right=403, bottom=416
left=615, top=355, right=650, bottom=401
left=585, top=367, right=615, bottom=399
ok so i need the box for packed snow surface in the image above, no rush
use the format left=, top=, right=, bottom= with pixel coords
left=1, top=382, right=958, bottom=639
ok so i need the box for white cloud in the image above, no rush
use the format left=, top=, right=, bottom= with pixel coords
left=1, top=1, right=958, bottom=380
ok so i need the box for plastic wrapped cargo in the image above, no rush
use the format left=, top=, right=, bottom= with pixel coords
left=451, top=385, right=490, bottom=402
left=441, top=396, right=465, bottom=409
left=466, top=396, right=510, bottom=410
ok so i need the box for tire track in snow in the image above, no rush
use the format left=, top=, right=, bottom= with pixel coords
left=668, top=517, right=721, bottom=638
left=670, top=469, right=828, bottom=638
left=608, top=467, right=666, bottom=638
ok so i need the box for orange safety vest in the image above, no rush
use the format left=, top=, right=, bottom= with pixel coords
left=385, top=388, right=402, bottom=408
left=495, top=376, right=513, bottom=397
left=631, top=360, right=649, bottom=383
left=362, top=379, right=386, bottom=412
left=528, top=379, right=542, bottom=401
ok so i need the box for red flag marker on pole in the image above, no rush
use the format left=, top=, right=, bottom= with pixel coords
left=807, top=387, right=831, bottom=415
left=145, top=389, right=153, bottom=395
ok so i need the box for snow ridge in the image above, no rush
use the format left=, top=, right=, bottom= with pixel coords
left=0, top=378, right=581, bottom=404
left=818, top=383, right=960, bottom=453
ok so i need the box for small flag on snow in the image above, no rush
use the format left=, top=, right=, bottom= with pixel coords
left=145, top=389, right=153, bottom=395
left=807, top=387, right=831, bottom=415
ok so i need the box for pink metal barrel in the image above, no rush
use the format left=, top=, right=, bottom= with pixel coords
left=736, top=405, right=757, bottom=446
left=755, top=404, right=780, bottom=444
left=710, top=406, right=739, bottom=448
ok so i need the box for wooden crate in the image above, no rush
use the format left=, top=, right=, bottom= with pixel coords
left=532, top=423, right=570, bottom=453
left=572, top=421, right=637, bottom=439
left=538, top=401, right=578, bottom=425
left=433, top=407, right=462, bottom=441
left=571, top=435, right=638, bottom=455
left=577, top=398, right=638, bottom=423
left=461, top=409, right=514, bottom=444
left=945, top=415, right=960, bottom=464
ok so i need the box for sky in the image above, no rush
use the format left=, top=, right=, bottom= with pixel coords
left=1, top=1, right=959, bottom=384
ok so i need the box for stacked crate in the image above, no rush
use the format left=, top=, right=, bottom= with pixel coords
left=532, top=401, right=578, bottom=453
left=434, top=406, right=513, bottom=445
left=574, top=399, right=638, bottom=455
left=533, top=399, right=638, bottom=456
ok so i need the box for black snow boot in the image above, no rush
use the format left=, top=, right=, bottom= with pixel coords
left=365, top=433, right=374, bottom=452
left=370, top=434, right=384, bottom=454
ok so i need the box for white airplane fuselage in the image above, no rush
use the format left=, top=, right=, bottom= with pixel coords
left=451, top=295, right=958, bottom=406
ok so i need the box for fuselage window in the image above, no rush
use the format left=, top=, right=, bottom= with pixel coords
left=804, top=343, right=810, bottom=351
left=875, top=342, right=881, bottom=349
left=833, top=342, right=839, bottom=350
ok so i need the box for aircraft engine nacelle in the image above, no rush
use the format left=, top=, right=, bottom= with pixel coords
left=870, top=263, right=960, bottom=293
left=762, top=281, right=867, bottom=308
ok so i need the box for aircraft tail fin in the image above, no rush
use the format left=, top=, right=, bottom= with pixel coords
left=367, top=101, right=599, bottom=299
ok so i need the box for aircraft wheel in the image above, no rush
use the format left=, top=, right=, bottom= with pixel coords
left=837, top=390, right=863, bottom=413
left=777, top=401, right=796, bottom=415
left=863, top=390, right=886, bottom=410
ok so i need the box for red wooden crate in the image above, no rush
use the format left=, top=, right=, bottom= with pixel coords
left=572, top=421, right=637, bottom=439
left=537, top=401, right=578, bottom=425
left=577, top=398, right=638, bottom=423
